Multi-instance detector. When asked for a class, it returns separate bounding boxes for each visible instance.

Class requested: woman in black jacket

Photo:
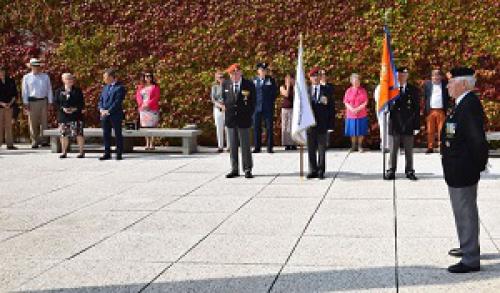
[54,73,85,158]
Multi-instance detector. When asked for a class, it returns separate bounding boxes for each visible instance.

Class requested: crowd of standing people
[0,57,491,274]
[208,62,461,182]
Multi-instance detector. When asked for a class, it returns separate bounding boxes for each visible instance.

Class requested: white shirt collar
[456,90,471,106]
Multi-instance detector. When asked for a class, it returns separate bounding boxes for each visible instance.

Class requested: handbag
[139,110,159,127]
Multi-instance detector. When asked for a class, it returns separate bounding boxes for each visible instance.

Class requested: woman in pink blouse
[344,73,369,152]
[136,71,160,150]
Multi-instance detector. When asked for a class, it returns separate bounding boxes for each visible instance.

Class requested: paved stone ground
[0,146,499,292]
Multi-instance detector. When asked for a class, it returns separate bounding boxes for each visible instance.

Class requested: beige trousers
[28,100,48,145]
[0,107,14,147]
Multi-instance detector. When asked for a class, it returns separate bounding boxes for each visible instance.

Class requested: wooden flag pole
[299,145,304,177]
[382,111,388,179]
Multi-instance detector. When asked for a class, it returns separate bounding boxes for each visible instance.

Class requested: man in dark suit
[222,64,256,178]
[423,69,449,153]
[252,62,277,153]
[98,68,125,160]
[385,67,420,181]
[306,67,335,180]
[442,67,489,273]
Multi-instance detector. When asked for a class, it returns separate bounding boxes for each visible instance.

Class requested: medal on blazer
[445,122,456,139]
[241,90,250,105]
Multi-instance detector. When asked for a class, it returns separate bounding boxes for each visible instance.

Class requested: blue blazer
[253,75,277,116]
[98,82,125,119]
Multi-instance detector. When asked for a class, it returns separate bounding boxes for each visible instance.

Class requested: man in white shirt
[22,58,54,148]
[423,69,449,153]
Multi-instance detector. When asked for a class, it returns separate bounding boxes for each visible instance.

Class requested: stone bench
[42,127,202,155]
[487,131,500,142]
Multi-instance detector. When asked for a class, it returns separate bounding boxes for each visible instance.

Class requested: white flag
[291,36,316,145]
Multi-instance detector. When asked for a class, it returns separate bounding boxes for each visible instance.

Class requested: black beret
[449,67,475,78]
[397,67,409,73]
[256,62,268,70]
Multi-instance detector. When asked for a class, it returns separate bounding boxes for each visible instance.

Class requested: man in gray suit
[221,64,256,179]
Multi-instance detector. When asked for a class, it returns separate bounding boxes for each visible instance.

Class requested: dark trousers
[449,184,480,267]
[307,127,327,175]
[389,134,414,172]
[253,111,273,151]
[227,127,253,173]
[101,115,123,156]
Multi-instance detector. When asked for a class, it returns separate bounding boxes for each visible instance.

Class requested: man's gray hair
[61,72,74,80]
[455,76,476,89]
[350,73,360,82]
[104,68,118,78]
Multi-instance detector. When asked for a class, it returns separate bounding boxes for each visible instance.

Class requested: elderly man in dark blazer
[222,64,256,178]
[252,62,277,153]
[442,67,489,273]
[423,69,450,154]
[385,67,420,181]
[306,67,335,180]
[98,68,125,160]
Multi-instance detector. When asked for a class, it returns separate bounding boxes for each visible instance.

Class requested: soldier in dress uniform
[384,67,420,181]
[306,67,335,180]
[252,62,278,153]
[222,64,256,179]
[442,67,489,273]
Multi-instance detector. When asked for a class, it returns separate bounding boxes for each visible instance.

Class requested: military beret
[449,67,475,78]
[256,62,268,70]
[308,66,321,76]
[397,67,409,73]
[226,63,241,74]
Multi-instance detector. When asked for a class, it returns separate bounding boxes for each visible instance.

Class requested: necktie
[234,84,239,95]
[313,86,318,102]
[400,86,404,95]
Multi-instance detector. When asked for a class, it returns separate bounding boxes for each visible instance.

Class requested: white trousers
[377,111,392,150]
[213,107,227,149]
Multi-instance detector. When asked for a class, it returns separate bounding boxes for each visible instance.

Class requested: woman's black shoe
[77,153,85,159]
[59,154,67,159]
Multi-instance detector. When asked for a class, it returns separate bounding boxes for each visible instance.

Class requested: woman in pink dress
[343,73,369,152]
[135,72,160,150]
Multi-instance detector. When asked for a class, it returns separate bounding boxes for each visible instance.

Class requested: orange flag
[378,26,400,113]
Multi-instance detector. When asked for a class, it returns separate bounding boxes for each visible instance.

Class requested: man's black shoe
[7,146,17,150]
[267,149,274,153]
[252,149,261,153]
[384,170,395,180]
[40,143,50,147]
[245,171,254,179]
[226,172,239,178]
[99,155,111,161]
[306,172,318,179]
[448,248,464,257]
[116,154,123,160]
[318,173,325,180]
[406,171,418,181]
[31,144,39,149]
[447,262,480,273]
[425,148,434,154]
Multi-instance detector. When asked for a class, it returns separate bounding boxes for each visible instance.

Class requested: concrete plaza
[1,146,499,292]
